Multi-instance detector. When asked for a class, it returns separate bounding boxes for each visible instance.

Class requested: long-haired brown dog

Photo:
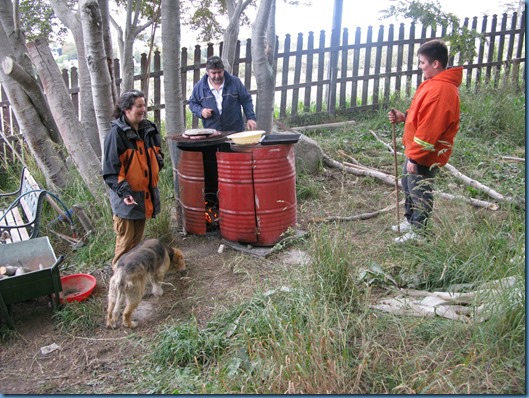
[106,238,185,328]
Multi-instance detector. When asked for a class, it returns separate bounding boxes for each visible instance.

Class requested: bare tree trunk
[0,0,33,74]
[0,69,68,188]
[49,0,100,159]
[222,0,252,73]
[112,0,154,91]
[2,56,62,144]
[0,1,67,188]
[251,0,276,133]
[27,39,106,199]
[98,0,118,104]
[80,0,114,156]
[161,0,184,226]
[162,0,185,138]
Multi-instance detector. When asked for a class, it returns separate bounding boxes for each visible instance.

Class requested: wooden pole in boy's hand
[390,109,401,234]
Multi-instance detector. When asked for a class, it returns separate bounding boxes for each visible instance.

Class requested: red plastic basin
[60,274,96,303]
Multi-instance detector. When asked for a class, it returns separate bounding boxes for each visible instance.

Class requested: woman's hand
[124,195,138,206]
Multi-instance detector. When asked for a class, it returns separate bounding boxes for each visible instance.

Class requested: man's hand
[406,161,418,174]
[201,108,214,119]
[247,119,257,130]
[388,108,406,124]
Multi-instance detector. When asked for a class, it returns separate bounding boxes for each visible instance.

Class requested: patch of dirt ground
[0,167,392,394]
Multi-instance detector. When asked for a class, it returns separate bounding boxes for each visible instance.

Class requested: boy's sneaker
[394,231,424,244]
[391,219,411,233]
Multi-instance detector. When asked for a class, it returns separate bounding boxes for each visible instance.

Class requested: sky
[244,0,516,39]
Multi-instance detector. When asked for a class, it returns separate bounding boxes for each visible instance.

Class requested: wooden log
[0,265,17,276]
[289,120,357,132]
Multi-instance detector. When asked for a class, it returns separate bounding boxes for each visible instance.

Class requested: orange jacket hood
[403,66,463,167]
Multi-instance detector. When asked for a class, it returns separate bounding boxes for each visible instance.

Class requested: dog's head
[169,248,186,272]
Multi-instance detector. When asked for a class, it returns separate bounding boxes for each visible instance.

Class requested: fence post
[315,30,326,113]
[361,26,373,107]
[279,34,291,119]
[292,33,304,116]
[395,23,405,97]
[232,40,241,76]
[339,28,349,109]
[475,16,488,91]
[192,45,202,128]
[244,39,252,90]
[304,32,315,113]
[485,14,498,85]
[383,24,394,105]
[181,47,188,124]
[373,24,385,107]
[207,43,214,59]
[140,53,148,92]
[350,27,361,108]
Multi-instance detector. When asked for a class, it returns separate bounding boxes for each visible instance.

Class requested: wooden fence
[0,11,525,137]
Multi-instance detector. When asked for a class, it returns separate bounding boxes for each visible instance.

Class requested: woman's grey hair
[113,90,145,118]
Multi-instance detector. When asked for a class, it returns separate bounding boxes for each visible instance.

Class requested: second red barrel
[216,144,297,246]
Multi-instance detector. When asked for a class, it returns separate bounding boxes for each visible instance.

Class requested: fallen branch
[436,192,499,211]
[323,153,499,210]
[500,156,525,163]
[323,154,397,186]
[289,120,357,132]
[369,129,524,209]
[443,163,524,208]
[369,129,402,155]
[308,201,403,223]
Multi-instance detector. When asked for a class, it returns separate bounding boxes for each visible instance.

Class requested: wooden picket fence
[0,11,525,154]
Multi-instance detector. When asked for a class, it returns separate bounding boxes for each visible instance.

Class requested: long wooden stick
[390,110,401,233]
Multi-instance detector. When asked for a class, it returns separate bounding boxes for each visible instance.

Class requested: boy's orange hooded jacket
[403,66,463,167]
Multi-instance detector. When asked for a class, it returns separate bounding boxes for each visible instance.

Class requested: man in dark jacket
[188,56,257,132]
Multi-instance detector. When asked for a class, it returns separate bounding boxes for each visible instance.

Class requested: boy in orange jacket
[388,39,463,243]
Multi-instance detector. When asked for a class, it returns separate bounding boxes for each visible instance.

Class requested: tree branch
[308,201,403,224]
[323,153,499,210]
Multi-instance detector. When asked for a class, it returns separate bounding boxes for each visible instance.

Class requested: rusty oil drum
[216,144,297,246]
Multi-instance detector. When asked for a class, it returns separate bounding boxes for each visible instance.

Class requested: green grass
[0,81,524,393]
[53,298,103,334]
[129,81,524,394]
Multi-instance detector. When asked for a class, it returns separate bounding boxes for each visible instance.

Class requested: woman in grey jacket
[102,90,164,268]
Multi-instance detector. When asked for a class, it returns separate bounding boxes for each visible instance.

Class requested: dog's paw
[126,320,138,328]
[106,321,118,329]
[152,285,164,297]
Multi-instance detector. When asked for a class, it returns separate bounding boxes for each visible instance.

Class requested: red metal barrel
[178,150,206,235]
[217,144,297,246]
